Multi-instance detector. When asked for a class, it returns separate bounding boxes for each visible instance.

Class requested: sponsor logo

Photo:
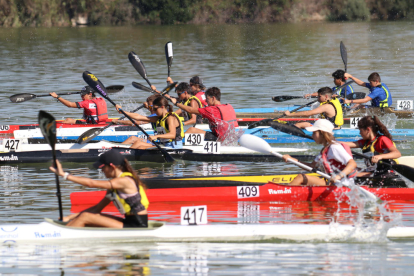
[132,53,141,62]
[87,73,98,81]
[271,176,294,183]
[268,188,292,195]
[119,150,131,155]
[34,231,61,238]
[96,85,107,96]
[0,155,18,161]
[15,98,24,102]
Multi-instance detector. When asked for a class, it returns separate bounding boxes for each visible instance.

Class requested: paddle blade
[132,82,153,93]
[38,110,57,149]
[247,119,273,129]
[10,93,37,103]
[106,85,125,93]
[128,51,148,80]
[272,96,302,102]
[82,71,109,99]
[239,134,272,154]
[165,41,173,76]
[76,127,103,144]
[346,92,365,100]
[270,121,313,140]
[340,41,348,72]
[392,164,414,183]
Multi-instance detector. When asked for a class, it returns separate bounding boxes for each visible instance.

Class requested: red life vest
[214,104,239,140]
[194,91,207,107]
[320,142,357,178]
[82,98,108,123]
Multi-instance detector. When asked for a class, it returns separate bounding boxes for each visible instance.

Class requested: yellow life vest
[109,172,149,215]
[320,98,344,127]
[183,96,203,124]
[361,135,399,168]
[379,85,390,108]
[155,112,184,143]
[335,85,354,106]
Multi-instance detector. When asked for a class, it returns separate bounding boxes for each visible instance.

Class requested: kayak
[235,106,414,119]
[70,173,412,205]
[1,218,414,243]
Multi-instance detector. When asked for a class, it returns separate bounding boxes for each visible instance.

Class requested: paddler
[167,87,239,142]
[282,119,357,186]
[116,97,184,149]
[284,87,344,129]
[49,149,149,228]
[343,116,401,177]
[173,82,204,126]
[342,72,392,108]
[167,75,208,107]
[49,86,108,125]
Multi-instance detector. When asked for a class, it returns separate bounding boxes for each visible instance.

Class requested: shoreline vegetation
[1,0,414,27]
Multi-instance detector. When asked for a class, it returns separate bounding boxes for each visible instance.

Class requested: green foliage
[328,0,370,21]
[134,0,198,24]
[368,0,414,20]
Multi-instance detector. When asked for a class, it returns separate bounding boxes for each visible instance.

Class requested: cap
[93,149,126,169]
[80,86,94,95]
[189,76,203,86]
[305,119,334,134]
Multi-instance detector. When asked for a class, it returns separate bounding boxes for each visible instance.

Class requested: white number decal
[237,186,260,198]
[0,125,10,131]
[397,100,413,110]
[202,141,221,154]
[3,139,20,151]
[185,133,204,146]
[349,117,362,129]
[181,205,207,225]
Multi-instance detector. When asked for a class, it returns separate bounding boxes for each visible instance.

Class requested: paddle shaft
[52,148,64,221]
[95,104,147,133]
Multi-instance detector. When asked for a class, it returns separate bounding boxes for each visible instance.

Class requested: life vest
[155,112,184,143]
[335,85,354,107]
[194,91,207,107]
[83,98,108,123]
[183,96,203,124]
[212,104,239,140]
[320,142,358,178]
[320,98,344,127]
[106,172,149,216]
[361,135,399,172]
[379,85,390,108]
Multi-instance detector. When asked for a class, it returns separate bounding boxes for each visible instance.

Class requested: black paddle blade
[272,96,303,102]
[82,71,109,99]
[38,110,57,149]
[340,41,348,72]
[247,119,274,129]
[270,121,313,140]
[165,41,173,76]
[10,93,37,103]
[132,82,153,92]
[76,127,103,144]
[346,92,365,100]
[392,164,414,183]
[128,51,148,80]
[106,85,125,93]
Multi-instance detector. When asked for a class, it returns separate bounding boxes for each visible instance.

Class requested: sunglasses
[153,106,162,111]
[177,91,186,96]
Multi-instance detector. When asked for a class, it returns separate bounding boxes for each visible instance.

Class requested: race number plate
[181,205,207,225]
[185,133,204,146]
[2,139,20,152]
[202,141,221,154]
[349,117,362,129]
[0,125,10,131]
[237,186,260,199]
[396,100,413,110]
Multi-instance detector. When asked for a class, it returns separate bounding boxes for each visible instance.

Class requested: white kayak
[0,140,307,154]
[1,218,413,243]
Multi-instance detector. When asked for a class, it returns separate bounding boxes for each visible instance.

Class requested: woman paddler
[49,149,149,228]
[116,97,184,149]
[343,116,401,177]
[282,119,357,186]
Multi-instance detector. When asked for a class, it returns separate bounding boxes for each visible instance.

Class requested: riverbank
[1,0,414,27]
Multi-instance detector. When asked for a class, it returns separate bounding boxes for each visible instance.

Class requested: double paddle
[272,91,365,103]
[239,134,380,202]
[38,110,64,221]
[268,121,414,182]
[165,41,173,82]
[10,85,124,103]
[82,71,175,163]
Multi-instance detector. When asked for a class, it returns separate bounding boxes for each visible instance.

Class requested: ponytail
[119,159,147,190]
[357,115,393,141]
[320,130,336,146]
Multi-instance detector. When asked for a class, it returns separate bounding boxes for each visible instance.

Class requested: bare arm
[284,104,330,117]
[344,73,366,87]
[183,99,200,126]
[342,141,360,148]
[343,96,372,105]
[372,146,401,164]
[168,97,201,115]
[50,92,77,108]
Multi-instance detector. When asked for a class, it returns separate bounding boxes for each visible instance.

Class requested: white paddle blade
[167,42,173,57]
[239,134,272,154]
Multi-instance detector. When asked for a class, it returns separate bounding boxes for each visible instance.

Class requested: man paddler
[50,86,108,124]
[167,87,238,142]
[284,87,344,129]
[173,82,204,126]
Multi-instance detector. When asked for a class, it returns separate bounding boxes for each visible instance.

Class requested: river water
[1,22,414,275]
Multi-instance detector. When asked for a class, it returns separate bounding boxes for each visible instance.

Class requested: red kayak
[70,173,413,206]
